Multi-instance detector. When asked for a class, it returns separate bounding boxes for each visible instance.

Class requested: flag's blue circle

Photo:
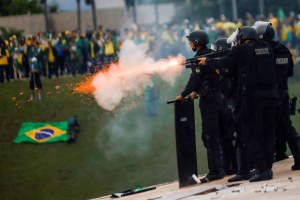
[35,129,54,140]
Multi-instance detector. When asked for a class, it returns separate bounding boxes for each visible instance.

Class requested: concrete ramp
[94,157,300,200]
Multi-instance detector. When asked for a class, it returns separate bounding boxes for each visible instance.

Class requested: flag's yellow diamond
[25,124,66,143]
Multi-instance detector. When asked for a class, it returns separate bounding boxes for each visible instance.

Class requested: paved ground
[95,157,300,200]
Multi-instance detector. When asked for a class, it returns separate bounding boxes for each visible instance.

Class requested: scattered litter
[261,183,267,189]
[288,177,293,182]
[110,186,156,198]
[232,186,245,193]
[263,185,278,193]
[192,174,200,183]
[215,185,228,190]
[195,183,241,195]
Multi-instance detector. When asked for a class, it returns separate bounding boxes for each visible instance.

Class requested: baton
[167,96,198,104]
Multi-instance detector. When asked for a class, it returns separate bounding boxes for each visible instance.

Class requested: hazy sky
[48,0,90,11]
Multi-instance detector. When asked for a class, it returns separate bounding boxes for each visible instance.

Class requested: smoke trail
[91,40,184,111]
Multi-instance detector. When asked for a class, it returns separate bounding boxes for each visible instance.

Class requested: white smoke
[92,40,183,111]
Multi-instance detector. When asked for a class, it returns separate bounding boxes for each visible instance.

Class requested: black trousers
[220,99,238,175]
[0,65,10,82]
[200,93,224,175]
[242,97,277,171]
[275,90,300,162]
[48,61,58,78]
[56,56,65,75]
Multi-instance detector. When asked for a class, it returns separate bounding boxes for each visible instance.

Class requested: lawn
[0,72,207,200]
[1,68,300,200]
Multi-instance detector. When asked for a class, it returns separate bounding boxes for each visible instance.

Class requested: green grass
[1,68,300,200]
[0,74,207,200]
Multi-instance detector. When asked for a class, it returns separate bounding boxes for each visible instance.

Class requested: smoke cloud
[92,40,184,111]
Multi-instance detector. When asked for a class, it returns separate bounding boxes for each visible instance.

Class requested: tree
[0,0,11,16]
[40,0,49,33]
[173,0,219,23]
[76,0,81,33]
[85,0,97,31]
[0,27,24,39]
[0,0,42,16]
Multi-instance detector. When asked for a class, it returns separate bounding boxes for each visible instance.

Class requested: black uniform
[206,40,278,179]
[271,41,300,166]
[218,61,239,176]
[181,47,225,179]
[211,38,238,175]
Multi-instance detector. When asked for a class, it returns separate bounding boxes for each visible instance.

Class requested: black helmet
[237,26,258,41]
[211,38,231,51]
[252,21,275,41]
[187,30,209,45]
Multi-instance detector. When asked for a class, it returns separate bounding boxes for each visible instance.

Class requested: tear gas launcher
[182,49,230,69]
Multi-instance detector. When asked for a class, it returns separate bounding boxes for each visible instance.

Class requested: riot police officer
[198,26,278,182]
[253,21,300,170]
[211,38,238,176]
[176,30,225,183]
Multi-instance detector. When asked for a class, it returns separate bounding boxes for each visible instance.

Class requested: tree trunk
[258,0,265,16]
[91,0,97,31]
[231,0,238,20]
[219,0,225,17]
[77,0,81,33]
[41,0,49,32]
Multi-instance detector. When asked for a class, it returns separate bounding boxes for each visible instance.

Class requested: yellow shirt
[90,42,95,58]
[104,41,114,56]
[48,48,55,63]
[296,21,300,38]
[0,50,9,65]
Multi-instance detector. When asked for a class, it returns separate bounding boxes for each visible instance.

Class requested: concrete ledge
[94,157,300,200]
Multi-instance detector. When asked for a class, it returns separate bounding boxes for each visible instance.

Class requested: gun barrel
[167,96,199,104]
[185,63,197,69]
[182,49,230,66]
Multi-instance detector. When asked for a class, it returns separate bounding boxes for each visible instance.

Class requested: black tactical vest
[245,41,276,89]
[270,41,292,90]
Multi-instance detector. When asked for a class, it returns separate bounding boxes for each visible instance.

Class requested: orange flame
[74,74,96,95]
[74,56,184,96]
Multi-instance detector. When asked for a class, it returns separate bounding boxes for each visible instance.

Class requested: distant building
[95,0,175,25]
[0,0,176,35]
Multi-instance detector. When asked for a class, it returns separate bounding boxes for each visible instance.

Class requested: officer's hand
[189,92,198,100]
[176,95,184,101]
[198,57,206,65]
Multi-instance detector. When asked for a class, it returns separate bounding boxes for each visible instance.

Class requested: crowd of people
[0,7,300,184]
[0,11,300,85]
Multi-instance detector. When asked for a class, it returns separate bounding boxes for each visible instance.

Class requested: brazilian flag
[14,122,68,144]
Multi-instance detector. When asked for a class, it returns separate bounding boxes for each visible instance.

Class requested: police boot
[228,173,250,182]
[292,162,300,170]
[201,149,225,183]
[200,172,225,183]
[249,169,273,182]
[274,153,289,162]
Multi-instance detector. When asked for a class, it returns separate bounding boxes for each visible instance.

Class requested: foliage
[49,3,58,13]
[0,0,42,16]
[0,27,24,39]
[173,0,219,23]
